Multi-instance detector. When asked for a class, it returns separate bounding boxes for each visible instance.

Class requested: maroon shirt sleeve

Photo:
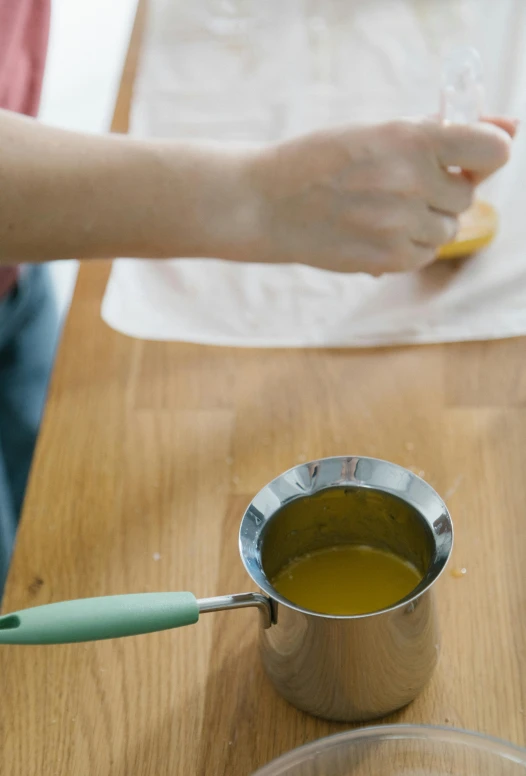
[0,0,51,295]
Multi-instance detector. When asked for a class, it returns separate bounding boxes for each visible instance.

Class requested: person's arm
[0,109,258,264]
[0,108,515,274]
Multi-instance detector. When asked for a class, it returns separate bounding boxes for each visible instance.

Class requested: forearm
[0,110,259,264]
[0,110,514,274]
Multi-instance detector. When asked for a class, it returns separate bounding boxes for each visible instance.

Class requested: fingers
[427,168,474,215]
[380,242,437,274]
[365,210,457,274]
[373,203,458,274]
[407,242,438,270]
[412,208,458,248]
[481,116,520,139]
[430,121,512,180]
[429,114,519,139]
[340,241,436,276]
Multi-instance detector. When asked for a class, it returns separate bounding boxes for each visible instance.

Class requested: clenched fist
[247,117,515,275]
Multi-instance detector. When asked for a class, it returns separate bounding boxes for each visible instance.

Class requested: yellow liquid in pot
[271,545,423,616]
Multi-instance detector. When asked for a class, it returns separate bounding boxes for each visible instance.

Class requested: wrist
[148,141,264,263]
[196,144,265,263]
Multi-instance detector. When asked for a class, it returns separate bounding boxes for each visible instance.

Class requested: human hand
[248,117,515,275]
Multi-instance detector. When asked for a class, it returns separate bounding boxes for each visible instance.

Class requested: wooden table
[1,8,526,776]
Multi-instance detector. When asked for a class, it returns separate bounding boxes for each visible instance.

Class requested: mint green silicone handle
[0,592,199,644]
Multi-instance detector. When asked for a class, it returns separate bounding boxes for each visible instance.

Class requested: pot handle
[0,592,200,644]
[0,591,273,645]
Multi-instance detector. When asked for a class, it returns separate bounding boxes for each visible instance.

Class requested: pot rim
[238,456,453,621]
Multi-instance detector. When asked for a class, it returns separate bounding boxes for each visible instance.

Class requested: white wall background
[39,0,139,318]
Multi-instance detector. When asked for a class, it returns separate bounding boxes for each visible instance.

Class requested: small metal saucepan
[0,457,452,722]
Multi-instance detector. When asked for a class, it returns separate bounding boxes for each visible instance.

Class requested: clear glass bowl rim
[253,724,526,775]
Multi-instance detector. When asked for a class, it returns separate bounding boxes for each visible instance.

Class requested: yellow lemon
[437,200,498,260]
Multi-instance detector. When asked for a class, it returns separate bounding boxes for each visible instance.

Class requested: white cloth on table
[102,0,526,347]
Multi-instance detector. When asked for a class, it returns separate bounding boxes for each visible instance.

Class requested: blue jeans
[0,265,59,595]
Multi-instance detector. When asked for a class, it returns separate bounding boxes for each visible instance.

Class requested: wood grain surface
[1,3,525,774]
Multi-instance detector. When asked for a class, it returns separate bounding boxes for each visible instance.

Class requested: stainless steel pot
[240,456,452,721]
[0,457,452,722]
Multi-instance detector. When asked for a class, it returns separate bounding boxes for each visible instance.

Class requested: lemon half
[437,200,497,260]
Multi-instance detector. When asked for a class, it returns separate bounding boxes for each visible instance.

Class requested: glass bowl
[253,724,526,775]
